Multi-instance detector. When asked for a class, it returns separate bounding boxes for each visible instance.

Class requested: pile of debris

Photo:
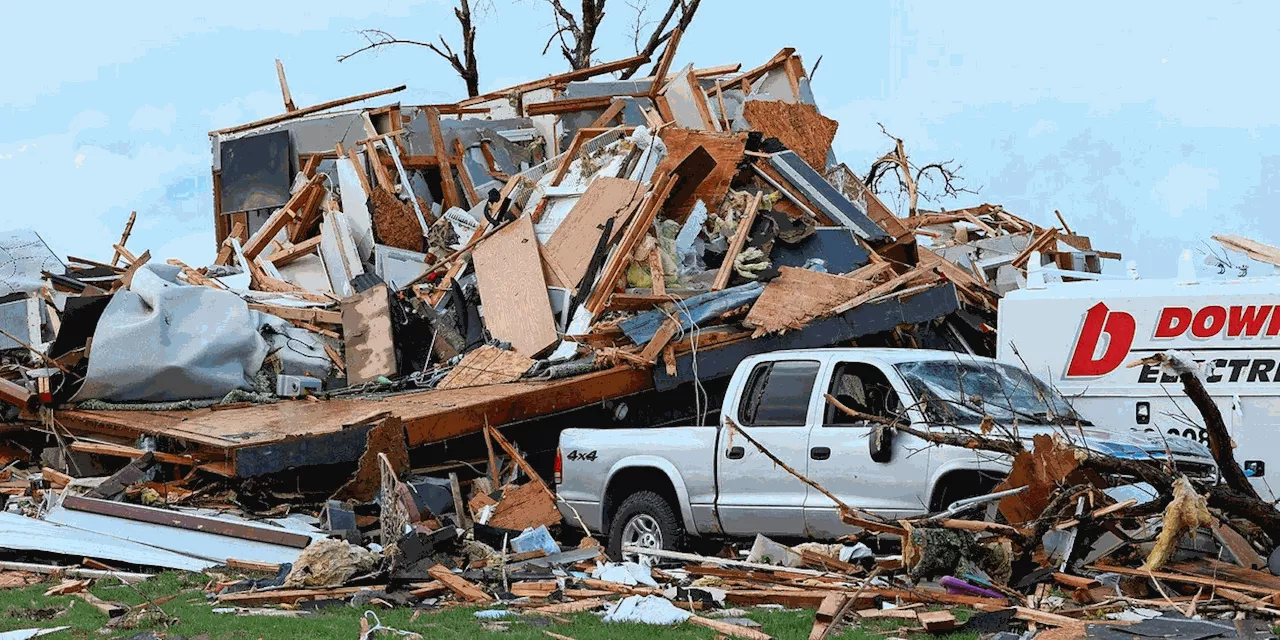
[0,40,1120,484]
[19,34,1262,640]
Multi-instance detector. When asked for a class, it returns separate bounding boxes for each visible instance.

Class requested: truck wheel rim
[622,514,663,559]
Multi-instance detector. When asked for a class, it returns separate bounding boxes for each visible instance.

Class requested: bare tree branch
[864,123,978,216]
[338,0,482,97]
[619,0,700,79]
[537,0,606,70]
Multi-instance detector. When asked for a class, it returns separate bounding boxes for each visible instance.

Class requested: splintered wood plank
[652,130,747,220]
[688,615,773,640]
[341,283,398,384]
[487,479,562,530]
[744,265,887,335]
[437,345,534,390]
[917,610,958,632]
[713,192,763,290]
[427,564,494,602]
[472,216,559,357]
[742,101,838,170]
[543,177,642,288]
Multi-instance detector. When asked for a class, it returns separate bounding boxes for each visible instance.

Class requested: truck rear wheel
[607,491,683,561]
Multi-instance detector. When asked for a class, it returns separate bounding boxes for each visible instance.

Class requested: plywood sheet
[742,100,838,171]
[472,216,560,357]
[488,481,561,530]
[543,178,642,288]
[437,346,534,390]
[744,266,877,335]
[341,283,397,384]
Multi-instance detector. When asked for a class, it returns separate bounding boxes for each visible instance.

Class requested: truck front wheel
[607,491,684,561]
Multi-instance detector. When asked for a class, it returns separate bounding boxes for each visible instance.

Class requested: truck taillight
[554,448,562,484]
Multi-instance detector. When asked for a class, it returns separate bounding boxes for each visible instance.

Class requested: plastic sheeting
[619,282,763,346]
[74,264,330,403]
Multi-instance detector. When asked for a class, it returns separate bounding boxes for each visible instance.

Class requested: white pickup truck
[555,348,1217,557]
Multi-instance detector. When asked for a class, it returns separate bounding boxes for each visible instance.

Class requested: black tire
[606,490,684,561]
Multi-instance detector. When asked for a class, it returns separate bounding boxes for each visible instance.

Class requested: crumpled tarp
[74,264,330,403]
[619,281,763,346]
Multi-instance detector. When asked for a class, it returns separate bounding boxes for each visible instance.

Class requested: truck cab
[556,347,1213,557]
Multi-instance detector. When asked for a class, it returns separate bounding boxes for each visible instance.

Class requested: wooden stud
[242,173,327,260]
[712,192,763,290]
[210,85,405,136]
[275,59,296,112]
[648,27,685,100]
[426,107,459,210]
[344,147,374,197]
[110,211,137,266]
[589,98,628,128]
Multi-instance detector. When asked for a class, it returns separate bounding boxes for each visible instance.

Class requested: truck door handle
[810,447,831,460]
[726,446,744,459]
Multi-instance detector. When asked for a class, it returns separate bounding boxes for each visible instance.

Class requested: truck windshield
[895,360,1085,427]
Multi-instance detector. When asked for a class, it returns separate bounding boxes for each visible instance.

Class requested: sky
[3,0,1278,277]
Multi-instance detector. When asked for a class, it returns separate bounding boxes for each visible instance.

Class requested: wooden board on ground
[742,101,839,171]
[472,216,559,357]
[437,346,534,390]
[543,178,642,287]
[488,480,562,530]
[427,564,494,602]
[653,130,748,220]
[341,283,398,384]
[744,266,880,335]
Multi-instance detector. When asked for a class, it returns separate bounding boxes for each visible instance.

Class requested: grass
[0,572,981,640]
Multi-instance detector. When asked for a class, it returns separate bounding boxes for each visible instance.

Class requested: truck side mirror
[869,424,894,463]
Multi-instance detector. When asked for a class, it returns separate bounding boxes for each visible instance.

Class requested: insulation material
[370,187,426,252]
[73,265,269,402]
[284,538,379,588]
[1142,476,1213,571]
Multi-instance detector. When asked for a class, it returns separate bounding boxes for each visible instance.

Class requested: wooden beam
[589,98,628,128]
[242,173,327,260]
[458,54,651,107]
[264,236,322,268]
[426,107,459,209]
[210,85,406,136]
[247,303,341,326]
[722,48,796,91]
[584,172,677,315]
[110,212,136,267]
[275,59,296,112]
[648,27,685,100]
[68,441,202,467]
[712,192,763,290]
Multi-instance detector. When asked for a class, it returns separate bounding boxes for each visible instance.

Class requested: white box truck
[998,251,1280,500]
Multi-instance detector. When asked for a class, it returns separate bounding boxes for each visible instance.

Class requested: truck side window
[825,363,903,426]
[737,360,821,427]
